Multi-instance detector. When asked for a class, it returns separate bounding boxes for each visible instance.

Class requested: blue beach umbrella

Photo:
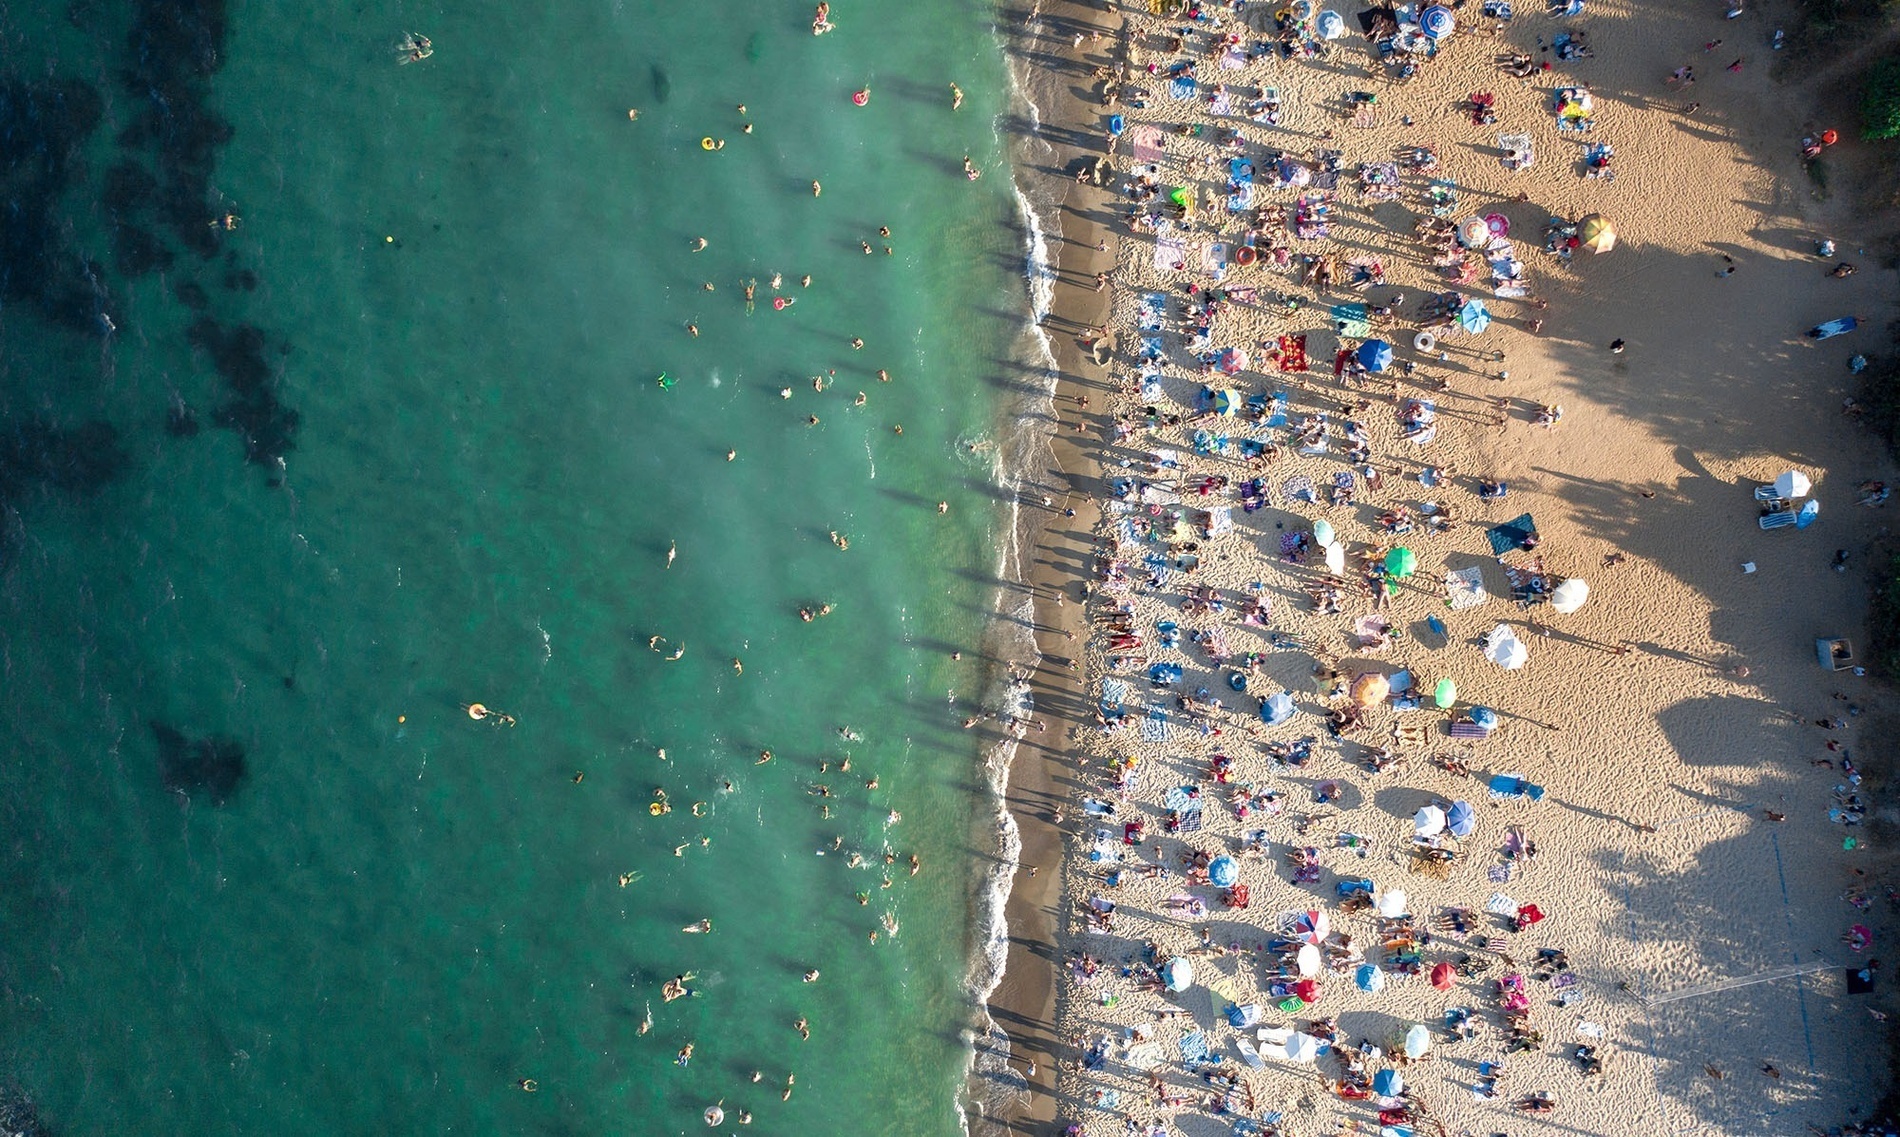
[1468,706,1499,730]
[1373,1068,1405,1096]
[1209,855,1239,887]
[1261,691,1295,725]
[1457,299,1491,334]
[1357,339,1395,372]
[1419,4,1455,38]
[1355,964,1386,993]
[1446,800,1477,838]
[1164,957,1194,991]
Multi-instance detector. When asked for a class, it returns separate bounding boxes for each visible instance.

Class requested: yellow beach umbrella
[1578,214,1615,254]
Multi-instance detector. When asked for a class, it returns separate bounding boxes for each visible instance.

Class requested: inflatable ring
[1413,332,1437,352]
[701,137,717,150]
[772,297,789,311]
[851,88,869,106]
[1234,245,1257,266]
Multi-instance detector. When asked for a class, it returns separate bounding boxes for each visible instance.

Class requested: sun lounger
[1760,509,1798,530]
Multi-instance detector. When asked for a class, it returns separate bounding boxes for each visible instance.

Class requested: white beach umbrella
[1285,1031,1321,1064]
[1483,624,1528,670]
[1164,957,1194,991]
[1296,943,1322,977]
[1375,889,1409,918]
[1313,519,1336,546]
[1775,470,1811,499]
[1550,578,1589,614]
[1404,1023,1433,1058]
[1413,807,1446,838]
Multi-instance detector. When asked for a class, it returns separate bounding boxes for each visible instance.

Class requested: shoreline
[971,0,1125,1133]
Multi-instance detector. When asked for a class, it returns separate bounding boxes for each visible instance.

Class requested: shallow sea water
[0,1,1028,1132]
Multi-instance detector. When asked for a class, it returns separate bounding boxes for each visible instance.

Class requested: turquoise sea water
[0,1,1030,1133]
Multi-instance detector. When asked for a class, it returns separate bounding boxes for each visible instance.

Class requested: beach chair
[1759,509,1798,530]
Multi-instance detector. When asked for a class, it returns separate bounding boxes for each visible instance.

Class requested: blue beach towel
[1486,513,1538,555]
[1180,1030,1213,1068]
[1170,76,1199,100]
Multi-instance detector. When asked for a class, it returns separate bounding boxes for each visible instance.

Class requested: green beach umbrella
[1433,677,1457,708]
[1385,547,1417,580]
[1312,519,1336,546]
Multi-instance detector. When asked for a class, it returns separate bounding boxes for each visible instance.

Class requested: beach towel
[1358,161,1402,201]
[1236,1038,1266,1069]
[1282,475,1315,503]
[1222,44,1249,69]
[1102,677,1132,709]
[1142,706,1171,742]
[1170,75,1198,100]
[1487,773,1546,802]
[1210,91,1234,117]
[1227,179,1253,212]
[1264,392,1289,428]
[1137,291,1167,331]
[1486,513,1538,555]
[1131,124,1164,164]
[1125,1041,1164,1070]
[1138,333,1164,362]
[1154,238,1187,273]
[1485,892,1516,917]
[1203,242,1230,276]
[1176,803,1205,832]
[1332,302,1370,339]
[1180,1030,1214,1068]
[1488,863,1513,882]
[1444,565,1488,610]
[1277,334,1308,371]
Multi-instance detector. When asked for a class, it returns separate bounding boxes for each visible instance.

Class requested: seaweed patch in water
[186,317,299,468]
[0,417,129,499]
[0,78,112,333]
[150,721,246,804]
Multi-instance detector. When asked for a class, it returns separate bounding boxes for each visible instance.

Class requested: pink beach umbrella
[1484,211,1510,238]
[1292,909,1331,944]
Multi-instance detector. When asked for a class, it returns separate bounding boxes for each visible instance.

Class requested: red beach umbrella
[1430,962,1455,991]
[1294,979,1320,1003]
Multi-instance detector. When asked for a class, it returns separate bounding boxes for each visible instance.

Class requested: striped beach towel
[1142,706,1170,742]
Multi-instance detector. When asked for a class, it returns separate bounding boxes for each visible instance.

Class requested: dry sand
[982,0,1900,1133]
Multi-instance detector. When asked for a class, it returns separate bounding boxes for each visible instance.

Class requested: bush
[1864,56,1900,139]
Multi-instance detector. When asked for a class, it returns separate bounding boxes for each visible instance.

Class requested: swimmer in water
[800,274,812,287]
[677,1043,694,1067]
[838,725,861,741]
[726,449,737,461]
[732,657,744,675]
[878,225,890,238]
[811,180,822,196]
[909,854,920,875]
[619,871,640,887]
[803,969,820,982]
[743,278,757,315]
[861,240,874,255]
[686,323,698,337]
[877,369,890,382]
[757,750,773,764]
[666,541,676,568]
[691,237,707,251]
[951,82,963,109]
[665,643,686,661]
[854,392,866,406]
[963,156,981,180]
[794,1016,810,1040]
[829,530,849,550]
[770,271,782,290]
[783,1074,795,1101]
[683,918,712,933]
[638,1002,653,1034]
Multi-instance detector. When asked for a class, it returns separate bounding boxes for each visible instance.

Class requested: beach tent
[1373,1068,1405,1097]
[1376,889,1408,918]
[1578,213,1615,253]
[1261,691,1296,725]
[1208,855,1239,887]
[1414,805,1446,837]
[1433,677,1457,708]
[1468,705,1499,730]
[1297,943,1322,977]
[1430,961,1456,990]
[1385,547,1417,579]
[1404,1024,1433,1058]
[1324,542,1346,575]
[1483,624,1528,670]
[1313,519,1336,545]
[1292,909,1330,944]
[1352,672,1390,707]
[1164,957,1194,991]
[1775,470,1812,499]
[1457,298,1492,334]
[1446,800,1476,838]
[1357,340,1395,372]
[1797,499,1821,529]
[1356,964,1386,993]
[1550,578,1589,614]
[1419,4,1454,37]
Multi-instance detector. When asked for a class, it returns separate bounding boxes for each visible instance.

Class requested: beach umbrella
[1550,578,1589,614]
[1433,677,1457,708]
[1414,805,1446,837]
[1419,3,1455,37]
[1469,705,1499,730]
[1317,9,1347,37]
[1218,346,1249,375]
[1385,546,1417,579]
[1164,957,1194,991]
[1208,855,1239,888]
[1285,1031,1321,1064]
[1168,186,1192,208]
[1483,212,1510,238]
[1797,499,1821,529]
[1357,339,1395,372]
[1373,1068,1405,1097]
[1376,889,1409,918]
[1578,213,1616,253]
[1458,298,1492,333]
[1447,800,1476,838]
[1355,964,1386,993]
[1457,216,1491,247]
[1293,978,1321,1003]
[1324,541,1346,576]
[1292,909,1330,944]
[1297,943,1322,977]
[1404,1024,1433,1058]
[1483,624,1528,670]
[1430,961,1456,991]
[1212,387,1241,414]
[1775,470,1812,499]
[1351,672,1390,707]
[1262,691,1295,725]
[1312,519,1336,546]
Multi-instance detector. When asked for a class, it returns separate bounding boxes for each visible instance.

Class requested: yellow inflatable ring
[701,137,717,150]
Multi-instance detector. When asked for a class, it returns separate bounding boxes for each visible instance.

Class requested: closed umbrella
[1324,541,1346,575]
[1262,691,1295,725]
[1357,339,1395,372]
[1297,943,1322,977]
[1164,957,1194,991]
[1550,578,1589,614]
[1578,213,1615,253]
[1774,470,1811,499]
[1419,4,1454,37]
[1373,1068,1405,1097]
[1446,801,1476,838]
[1355,964,1386,993]
[1404,1024,1432,1058]
[1433,677,1457,708]
[1414,805,1446,837]
[1469,705,1499,730]
[1376,889,1408,917]
[1458,298,1492,333]
[1430,961,1456,991]
[1312,518,1336,545]
[1208,855,1239,887]
[1351,672,1390,707]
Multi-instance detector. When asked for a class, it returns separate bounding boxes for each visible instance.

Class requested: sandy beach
[983,0,1900,1133]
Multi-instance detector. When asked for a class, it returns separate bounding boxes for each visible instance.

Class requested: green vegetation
[1865,56,1900,140]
